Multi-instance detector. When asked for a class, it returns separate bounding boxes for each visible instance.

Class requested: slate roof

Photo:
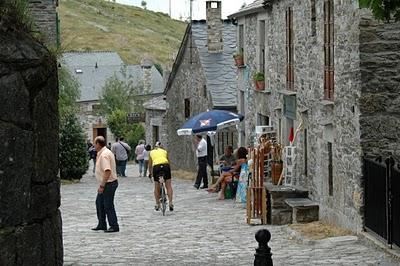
[228,0,265,18]
[191,20,237,107]
[143,95,166,111]
[61,51,163,102]
[63,51,124,67]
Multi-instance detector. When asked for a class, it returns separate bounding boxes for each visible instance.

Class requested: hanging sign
[127,112,145,123]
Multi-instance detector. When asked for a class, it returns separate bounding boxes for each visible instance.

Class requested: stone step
[285,198,319,223]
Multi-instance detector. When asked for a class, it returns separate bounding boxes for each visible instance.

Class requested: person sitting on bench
[207,147,248,200]
[217,145,236,173]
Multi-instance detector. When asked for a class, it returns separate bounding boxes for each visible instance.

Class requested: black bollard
[254,229,273,266]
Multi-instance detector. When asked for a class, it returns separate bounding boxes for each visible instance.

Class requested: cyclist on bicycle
[148,141,174,211]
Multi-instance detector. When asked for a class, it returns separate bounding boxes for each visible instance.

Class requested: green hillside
[59,0,187,65]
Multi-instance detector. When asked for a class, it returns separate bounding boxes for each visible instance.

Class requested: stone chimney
[28,0,58,46]
[206,1,223,53]
[141,58,152,93]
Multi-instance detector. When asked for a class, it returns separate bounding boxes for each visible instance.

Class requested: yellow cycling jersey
[150,148,169,166]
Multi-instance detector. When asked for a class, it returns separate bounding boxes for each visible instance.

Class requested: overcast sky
[115,0,254,20]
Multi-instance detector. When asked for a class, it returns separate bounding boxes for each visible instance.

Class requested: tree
[59,112,89,180]
[141,0,147,10]
[106,109,145,157]
[359,0,400,22]
[59,67,80,118]
[99,74,131,115]
[99,68,145,153]
[99,66,144,115]
[106,109,129,139]
[58,67,88,180]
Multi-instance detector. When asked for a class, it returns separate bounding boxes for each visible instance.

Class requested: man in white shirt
[192,135,208,189]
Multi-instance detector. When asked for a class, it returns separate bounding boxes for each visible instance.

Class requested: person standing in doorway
[135,140,145,177]
[91,136,119,233]
[111,137,131,177]
[193,134,208,189]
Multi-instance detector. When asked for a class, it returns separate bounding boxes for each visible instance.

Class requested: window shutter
[324,0,334,100]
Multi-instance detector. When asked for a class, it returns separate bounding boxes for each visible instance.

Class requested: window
[184,98,190,119]
[324,0,334,100]
[258,20,266,74]
[310,0,316,37]
[238,24,244,52]
[286,7,294,91]
[203,85,207,97]
[239,90,245,114]
[328,142,333,196]
[257,113,269,126]
[91,104,101,113]
[304,128,308,176]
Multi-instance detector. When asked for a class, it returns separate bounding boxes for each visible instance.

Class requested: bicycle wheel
[160,184,167,216]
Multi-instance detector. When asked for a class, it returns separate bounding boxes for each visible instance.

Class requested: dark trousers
[96,180,119,229]
[195,156,208,187]
[116,159,127,177]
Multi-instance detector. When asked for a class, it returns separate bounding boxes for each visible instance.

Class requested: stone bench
[285,198,319,223]
[265,183,309,225]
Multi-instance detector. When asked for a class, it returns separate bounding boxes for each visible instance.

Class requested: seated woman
[207,147,248,200]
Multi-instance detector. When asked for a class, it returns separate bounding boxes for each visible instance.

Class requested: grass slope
[59,0,187,65]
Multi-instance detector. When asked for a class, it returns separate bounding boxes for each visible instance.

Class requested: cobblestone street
[61,164,399,266]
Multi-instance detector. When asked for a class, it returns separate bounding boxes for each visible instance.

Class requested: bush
[59,113,89,180]
[0,0,33,32]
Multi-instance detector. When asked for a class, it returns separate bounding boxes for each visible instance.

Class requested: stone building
[229,0,400,232]
[164,1,238,171]
[28,0,59,46]
[61,51,163,143]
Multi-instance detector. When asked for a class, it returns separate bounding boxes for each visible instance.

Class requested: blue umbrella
[177,109,244,136]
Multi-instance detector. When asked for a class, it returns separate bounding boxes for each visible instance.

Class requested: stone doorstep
[359,231,400,262]
[283,225,358,246]
[285,198,319,208]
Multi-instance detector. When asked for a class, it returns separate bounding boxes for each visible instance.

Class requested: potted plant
[233,48,244,67]
[253,72,265,91]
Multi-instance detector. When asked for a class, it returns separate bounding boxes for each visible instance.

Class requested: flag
[288,127,294,143]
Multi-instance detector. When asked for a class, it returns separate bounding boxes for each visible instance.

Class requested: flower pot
[255,80,265,91]
[271,162,283,185]
[234,56,244,67]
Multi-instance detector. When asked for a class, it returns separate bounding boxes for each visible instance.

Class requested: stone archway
[0,22,63,264]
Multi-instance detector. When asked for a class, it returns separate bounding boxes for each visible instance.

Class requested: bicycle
[159,174,167,216]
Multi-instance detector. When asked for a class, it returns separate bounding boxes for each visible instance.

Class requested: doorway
[93,127,107,143]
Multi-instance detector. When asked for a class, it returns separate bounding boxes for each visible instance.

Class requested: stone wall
[359,12,400,161]
[29,0,58,46]
[237,15,257,147]
[0,27,62,264]
[145,109,168,148]
[165,32,212,171]
[237,0,364,231]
